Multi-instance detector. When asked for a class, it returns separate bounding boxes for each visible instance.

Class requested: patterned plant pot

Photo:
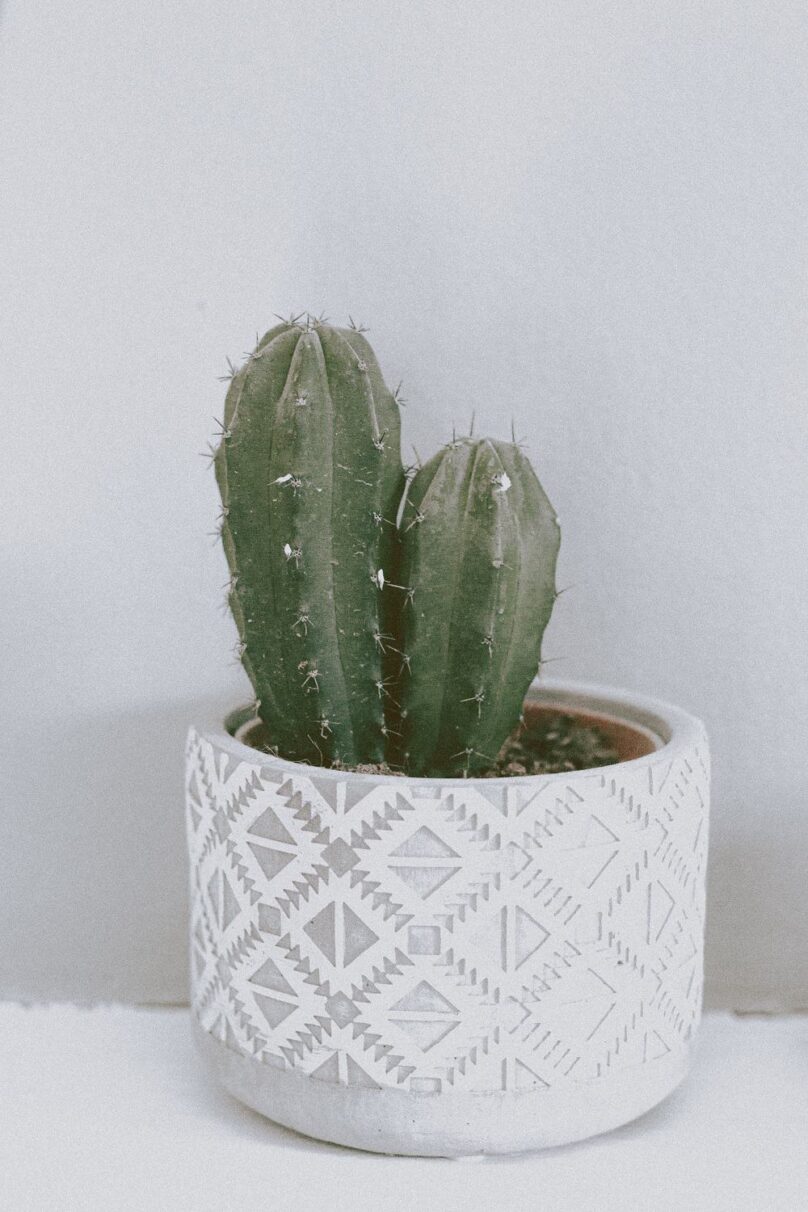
[185,678,709,1156]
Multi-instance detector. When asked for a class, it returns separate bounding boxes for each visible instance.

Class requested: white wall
[1,0,806,1007]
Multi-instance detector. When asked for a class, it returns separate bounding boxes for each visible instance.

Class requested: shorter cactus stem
[394,436,560,776]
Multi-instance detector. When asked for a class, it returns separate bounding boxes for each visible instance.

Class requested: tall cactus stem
[215,320,404,766]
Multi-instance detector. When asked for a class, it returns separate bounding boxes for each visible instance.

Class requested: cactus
[391,437,560,777]
[213,314,561,779]
[214,317,405,766]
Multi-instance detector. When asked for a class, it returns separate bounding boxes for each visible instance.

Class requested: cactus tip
[305,311,329,329]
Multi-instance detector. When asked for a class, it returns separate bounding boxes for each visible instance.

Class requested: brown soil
[242,702,653,778]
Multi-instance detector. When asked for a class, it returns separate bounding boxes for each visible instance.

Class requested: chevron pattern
[186,724,709,1095]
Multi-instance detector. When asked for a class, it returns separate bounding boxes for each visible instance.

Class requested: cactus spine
[215,319,405,766]
[392,438,560,776]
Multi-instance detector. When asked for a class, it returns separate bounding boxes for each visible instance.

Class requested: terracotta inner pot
[523,701,658,763]
[238,701,659,769]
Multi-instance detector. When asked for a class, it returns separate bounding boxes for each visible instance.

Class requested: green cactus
[214,317,405,766]
[391,437,560,777]
[213,314,561,778]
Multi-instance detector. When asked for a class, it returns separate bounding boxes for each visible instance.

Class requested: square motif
[407,925,441,955]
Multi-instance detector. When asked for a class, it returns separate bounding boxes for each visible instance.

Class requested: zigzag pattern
[274,932,331,999]
[186,722,709,1095]
[346,868,412,931]
[348,794,414,848]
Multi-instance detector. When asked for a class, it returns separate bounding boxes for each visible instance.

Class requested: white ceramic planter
[185,678,709,1156]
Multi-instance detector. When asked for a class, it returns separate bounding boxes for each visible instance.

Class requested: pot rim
[193,678,705,788]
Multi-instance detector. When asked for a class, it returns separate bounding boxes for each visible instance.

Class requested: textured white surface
[186,682,708,1152]
[1,1007,805,1212]
[1,0,807,1008]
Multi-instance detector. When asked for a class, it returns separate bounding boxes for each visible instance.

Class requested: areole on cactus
[213,314,560,777]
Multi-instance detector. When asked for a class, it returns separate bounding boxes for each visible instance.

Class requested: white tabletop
[2,1007,805,1212]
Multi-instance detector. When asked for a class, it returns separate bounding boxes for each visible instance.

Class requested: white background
[1,0,806,1007]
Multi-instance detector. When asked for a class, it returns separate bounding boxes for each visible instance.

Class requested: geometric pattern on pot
[186,722,709,1095]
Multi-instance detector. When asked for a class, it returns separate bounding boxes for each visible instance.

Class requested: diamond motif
[321,838,360,877]
[304,901,379,967]
[187,724,709,1095]
[325,992,360,1027]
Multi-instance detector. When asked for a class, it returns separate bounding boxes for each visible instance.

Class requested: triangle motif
[647,1030,671,1061]
[248,842,295,883]
[391,980,458,1014]
[249,955,295,997]
[583,814,620,846]
[344,782,374,813]
[343,905,378,966]
[648,880,676,943]
[248,805,294,845]
[391,826,459,859]
[254,993,296,1030]
[514,1059,549,1091]
[514,907,550,969]
[221,874,240,931]
[553,846,620,891]
[310,1052,340,1083]
[309,777,340,811]
[207,869,221,923]
[389,865,458,900]
[345,1056,380,1088]
[390,1019,458,1052]
[304,902,337,965]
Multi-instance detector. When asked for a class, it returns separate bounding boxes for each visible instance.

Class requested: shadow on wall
[0,695,235,1003]
[703,825,808,1015]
